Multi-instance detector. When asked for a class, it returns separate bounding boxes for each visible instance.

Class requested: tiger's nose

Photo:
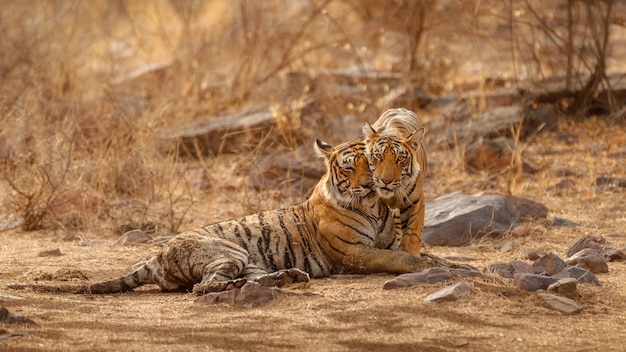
[381,177,393,185]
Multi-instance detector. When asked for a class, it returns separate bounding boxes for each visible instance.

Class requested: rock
[464,137,515,173]
[566,235,606,257]
[520,104,559,139]
[513,273,559,291]
[246,148,324,199]
[505,195,549,219]
[548,178,576,194]
[115,230,153,246]
[0,292,25,300]
[38,248,63,257]
[158,103,315,157]
[375,85,433,111]
[522,249,546,261]
[424,282,471,302]
[565,248,609,274]
[538,293,582,314]
[438,106,521,145]
[547,278,579,300]
[551,216,579,227]
[510,224,533,237]
[0,307,37,325]
[194,282,315,308]
[603,247,626,261]
[423,192,520,246]
[485,260,534,279]
[474,191,548,219]
[595,176,626,189]
[553,267,601,286]
[532,253,567,276]
[500,240,514,253]
[383,267,486,290]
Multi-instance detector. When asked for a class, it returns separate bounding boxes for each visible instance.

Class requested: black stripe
[233,224,249,252]
[174,258,194,285]
[277,211,294,269]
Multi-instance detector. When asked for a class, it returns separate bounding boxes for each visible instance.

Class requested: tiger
[362,108,427,257]
[10,138,458,296]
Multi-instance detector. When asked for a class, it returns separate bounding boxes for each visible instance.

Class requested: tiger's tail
[83,260,156,294]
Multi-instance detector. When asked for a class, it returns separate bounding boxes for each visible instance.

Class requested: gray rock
[486,260,534,278]
[565,248,609,274]
[538,293,582,314]
[553,267,602,286]
[383,267,486,290]
[566,235,606,257]
[424,282,471,302]
[423,192,520,246]
[551,216,579,227]
[522,249,546,261]
[194,282,316,308]
[0,307,37,325]
[547,278,579,300]
[532,253,567,276]
[513,273,559,291]
[595,176,626,189]
[603,247,626,261]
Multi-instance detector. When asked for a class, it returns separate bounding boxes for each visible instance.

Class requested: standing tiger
[29,138,454,296]
[362,108,427,257]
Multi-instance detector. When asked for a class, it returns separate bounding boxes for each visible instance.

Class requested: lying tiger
[362,108,427,257]
[11,138,463,296]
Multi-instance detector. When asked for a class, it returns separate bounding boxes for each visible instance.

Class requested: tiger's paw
[253,269,310,288]
[192,278,247,295]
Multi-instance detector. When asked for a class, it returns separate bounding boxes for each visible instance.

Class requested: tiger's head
[314,138,374,206]
[361,123,425,200]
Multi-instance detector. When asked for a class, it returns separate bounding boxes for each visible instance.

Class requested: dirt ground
[2,119,625,352]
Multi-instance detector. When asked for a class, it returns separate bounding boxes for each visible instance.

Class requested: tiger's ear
[314,138,333,160]
[405,127,425,150]
[361,123,378,143]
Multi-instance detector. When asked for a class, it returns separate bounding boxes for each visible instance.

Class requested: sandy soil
[1,119,625,352]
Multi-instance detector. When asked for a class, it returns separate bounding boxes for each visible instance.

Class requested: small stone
[565,248,609,274]
[383,267,487,290]
[513,273,559,291]
[0,307,37,325]
[551,217,579,227]
[511,224,532,237]
[38,248,62,257]
[424,282,471,302]
[547,278,579,300]
[115,230,153,245]
[532,252,567,276]
[509,260,535,275]
[538,293,582,314]
[566,235,606,257]
[553,267,602,286]
[464,137,514,173]
[500,240,514,253]
[603,247,626,261]
[485,263,514,278]
[522,249,546,261]
[595,176,626,189]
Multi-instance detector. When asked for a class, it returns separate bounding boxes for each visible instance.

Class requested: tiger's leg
[160,235,250,295]
[399,194,425,257]
[191,257,249,295]
[243,264,310,288]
